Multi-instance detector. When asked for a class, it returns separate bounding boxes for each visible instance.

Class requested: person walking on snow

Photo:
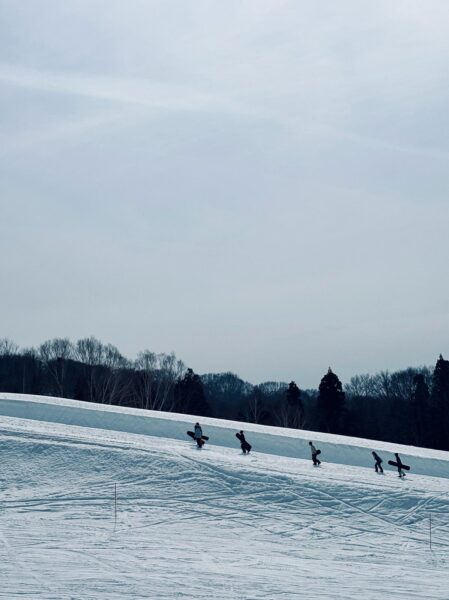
[194,422,204,448]
[309,441,321,466]
[372,451,384,473]
[236,430,252,454]
[394,453,406,478]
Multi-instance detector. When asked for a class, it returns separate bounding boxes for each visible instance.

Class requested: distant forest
[1,336,448,452]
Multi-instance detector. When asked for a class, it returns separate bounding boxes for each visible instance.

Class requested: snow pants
[241,442,252,454]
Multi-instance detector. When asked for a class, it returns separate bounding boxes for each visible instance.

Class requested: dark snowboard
[388,460,410,470]
[236,433,252,453]
[187,431,209,441]
[315,449,321,456]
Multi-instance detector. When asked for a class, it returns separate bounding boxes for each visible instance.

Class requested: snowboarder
[309,441,321,465]
[193,422,204,448]
[236,430,252,454]
[387,454,410,476]
[372,451,384,474]
[394,453,406,478]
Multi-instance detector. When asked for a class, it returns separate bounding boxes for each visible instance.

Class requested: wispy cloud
[0,110,128,157]
[303,121,449,162]
[0,62,254,156]
[2,2,449,384]
[0,62,236,114]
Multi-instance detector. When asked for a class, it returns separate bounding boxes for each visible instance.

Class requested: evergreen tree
[285,381,304,428]
[175,368,210,417]
[318,368,346,433]
[431,355,449,450]
[286,381,301,406]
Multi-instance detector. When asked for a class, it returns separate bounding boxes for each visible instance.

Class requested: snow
[1,393,449,599]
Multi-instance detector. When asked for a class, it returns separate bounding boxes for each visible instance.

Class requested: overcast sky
[1,1,449,387]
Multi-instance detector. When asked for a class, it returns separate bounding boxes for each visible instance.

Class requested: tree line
[0,337,448,451]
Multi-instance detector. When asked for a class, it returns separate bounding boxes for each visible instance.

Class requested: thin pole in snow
[429,513,432,551]
[114,483,117,529]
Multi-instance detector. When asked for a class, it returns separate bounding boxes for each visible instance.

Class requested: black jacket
[373,452,382,463]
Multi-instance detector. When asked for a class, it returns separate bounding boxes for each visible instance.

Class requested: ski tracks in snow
[2,420,449,599]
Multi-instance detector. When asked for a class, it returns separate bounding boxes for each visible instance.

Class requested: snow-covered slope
[2,393,449,477]
[1,393,449,599]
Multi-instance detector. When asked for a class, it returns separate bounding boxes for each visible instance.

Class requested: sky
[1,0,449,388]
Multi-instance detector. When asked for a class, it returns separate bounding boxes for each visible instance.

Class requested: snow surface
[1,393,449,599]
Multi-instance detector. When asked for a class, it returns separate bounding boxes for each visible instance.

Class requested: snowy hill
[1,393,449,599]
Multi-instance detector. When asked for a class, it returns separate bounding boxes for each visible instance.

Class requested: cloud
[1,1,449,384]
[0,109,128,157]
[0,62,239,114]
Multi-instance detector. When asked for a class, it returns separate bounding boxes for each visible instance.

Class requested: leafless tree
[0,338,18,356]
[39,338,75,396]
[245,386,266,424]
[75,337,105,366]
[74,337,130,405]
[134,351,185,411]
[276,399,307,429]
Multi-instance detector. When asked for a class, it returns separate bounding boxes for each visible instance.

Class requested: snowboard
[312,449,321,466]
[388,460,410,470]
[236,433,252,453]
[187,431,209,441]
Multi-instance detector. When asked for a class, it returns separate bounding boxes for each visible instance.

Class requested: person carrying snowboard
[194,422,204,448]
[372,451,383,474]
[236,430,252,454]
[394,452,406,478]
[309,441,321,466]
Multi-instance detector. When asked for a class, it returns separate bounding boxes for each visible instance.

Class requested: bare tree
[134,351,157,410]
[0,338,18,356]
[134,351,185,412]
[74,337,130,405]
[245,386,266,424]
[345,374,373,397]
[75,337,105,366]
[39,338,74,396]
[157,353,185,411]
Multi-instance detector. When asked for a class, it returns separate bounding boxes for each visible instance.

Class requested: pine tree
[286,381,301,406]
[285,381,304,428]
[318,368,346,433]
[175,368,210,417]
[431,355,449,450]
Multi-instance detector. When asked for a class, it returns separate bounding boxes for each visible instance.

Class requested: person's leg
[375,463,379,473]
[379,463,383,473]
